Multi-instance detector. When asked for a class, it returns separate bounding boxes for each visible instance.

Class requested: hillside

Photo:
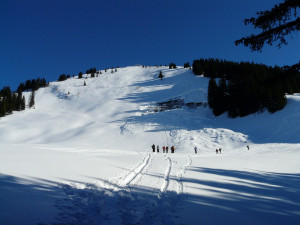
[0,66,300,225]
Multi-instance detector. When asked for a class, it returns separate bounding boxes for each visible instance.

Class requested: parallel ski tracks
[115,152,152,190]
[114,153,153,225]
[56,153,192,225]
[138,154,193,225]
[56,153,153,225]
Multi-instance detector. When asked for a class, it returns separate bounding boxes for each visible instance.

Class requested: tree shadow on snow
[1,168,300,225]
[179,167,300,225]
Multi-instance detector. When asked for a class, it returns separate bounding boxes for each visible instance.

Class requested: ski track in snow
[137,154,180,225]
[107,153,182,225]
[115,153,175,225]
[117,154,193,225]
[56,153,153,225]
[158,155,172,199]
[116,153,154,225]
[176,155,192,196]
[115,153,152,190]
[103,152,154,225]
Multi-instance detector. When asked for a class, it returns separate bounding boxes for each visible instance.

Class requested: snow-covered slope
[0,66,300,225]
[0,66,211,151]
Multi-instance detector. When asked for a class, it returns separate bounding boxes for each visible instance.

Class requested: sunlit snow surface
[1,66,300,225]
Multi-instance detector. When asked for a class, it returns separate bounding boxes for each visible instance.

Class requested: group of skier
[151,144,175,153]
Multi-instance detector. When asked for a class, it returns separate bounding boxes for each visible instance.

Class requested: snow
[0,66,300,225]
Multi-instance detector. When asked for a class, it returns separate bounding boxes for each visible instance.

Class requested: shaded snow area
[0,66,300,225]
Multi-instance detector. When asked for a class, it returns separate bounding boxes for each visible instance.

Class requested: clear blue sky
[1,0,299,90]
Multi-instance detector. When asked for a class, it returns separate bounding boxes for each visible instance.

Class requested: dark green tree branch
[235,0,300,51]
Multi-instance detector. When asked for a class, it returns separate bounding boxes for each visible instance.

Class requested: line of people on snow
[153,145,250,154]
[151,144,175,153]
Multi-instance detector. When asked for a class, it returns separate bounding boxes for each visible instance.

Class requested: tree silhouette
[29,90,35,108]
[169,63,177,69]
[158,71,164,80]
[207,78,218,111]
[184,62,190,68]
[235,0,300,51]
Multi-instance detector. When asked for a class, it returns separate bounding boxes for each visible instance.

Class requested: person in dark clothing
[247,145,249,150]
[216,149,218,154]
[219,148,222,154]
[163,146,166,153]
[151,144,155,152]
[194,146,197,154]
[157,145,160,153]
[166,146,169,153]
[171,146,175,153]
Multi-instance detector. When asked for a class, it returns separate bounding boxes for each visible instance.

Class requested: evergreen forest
[0,78,48,118]
[193,58,300,117]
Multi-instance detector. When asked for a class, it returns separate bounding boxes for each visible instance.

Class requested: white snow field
[0,66,300,225]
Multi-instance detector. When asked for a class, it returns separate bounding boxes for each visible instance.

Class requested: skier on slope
[194,146,197,154]
[166,146,169,153]
[157,145,160,153]
[216,149,218,154]
[151,144,155,152]
[163,146,166,153]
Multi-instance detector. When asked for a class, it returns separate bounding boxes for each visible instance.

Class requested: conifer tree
[21,96,26,110]
[169,63,177,69]
[235,0,300,51]
[0,100,7,117]
[17,83,25,93]
[16,91,22,111]
[215,78,228,116]
[25,80,31,91]
[11,93,17,111]
[267,84,287,113]
[158,71,164,80]
[58,74,67,81]
[29,90,35,108]
[192,60,204,75]
[207,78,218,112]
[184,62,190,68]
